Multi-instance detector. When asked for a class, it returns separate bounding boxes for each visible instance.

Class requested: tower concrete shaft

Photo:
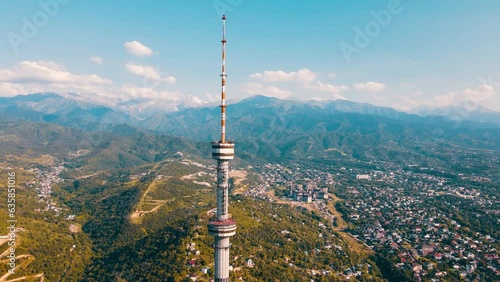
[208,15,236,282]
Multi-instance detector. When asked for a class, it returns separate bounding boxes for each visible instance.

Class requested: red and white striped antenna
[220,15,227,143]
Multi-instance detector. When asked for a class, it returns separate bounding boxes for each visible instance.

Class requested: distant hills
[1,93,499,162]
[0,93,135,132]
[413,103,500,125]
[0,121,209,176]
[152,95,500,161]
[2,92,500,129]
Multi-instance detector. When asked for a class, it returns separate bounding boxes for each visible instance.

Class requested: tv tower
[207,15,236,282]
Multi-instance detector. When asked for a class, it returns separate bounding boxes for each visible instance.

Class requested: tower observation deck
[208,15,236,282]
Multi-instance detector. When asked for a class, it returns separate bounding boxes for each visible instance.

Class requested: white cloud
[204,92,216,102]
[433,92,460,107]
[124,41,154,57]
[462,84,495,101]
[0,61,193,107]
[89,57,103,64]
[125,63,176,84]
[125,63,160,81]
[430,84,495,108]
[353,81,386,92]
[0,61,112,86]
[120,84,181,101]
[0,82,41,97]
[250,68,317,83]
[400,84,496,111]
[163,76,176,84]
[246,68,350,100]
[304,80,348,100]
[242,82,291,99]
[0,81,114,103]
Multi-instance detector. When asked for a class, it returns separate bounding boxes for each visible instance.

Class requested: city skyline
[1,0,499,111]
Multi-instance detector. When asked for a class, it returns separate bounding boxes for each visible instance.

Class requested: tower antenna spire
[220,14,227,143]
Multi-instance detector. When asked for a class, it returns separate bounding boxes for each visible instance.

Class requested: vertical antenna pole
[221,15,227,143]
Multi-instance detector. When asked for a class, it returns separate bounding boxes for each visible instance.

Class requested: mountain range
[1,93,499,163]
[2,92,500,130]
[412,103,500,125]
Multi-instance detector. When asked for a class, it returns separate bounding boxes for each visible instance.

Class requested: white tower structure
[208,15,236,282]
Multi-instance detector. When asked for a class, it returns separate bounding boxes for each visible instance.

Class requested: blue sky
[1,0,499,111]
